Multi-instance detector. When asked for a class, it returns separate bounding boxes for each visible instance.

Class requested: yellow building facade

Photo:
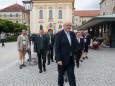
[0,4,28,24]
[30,0,74,33]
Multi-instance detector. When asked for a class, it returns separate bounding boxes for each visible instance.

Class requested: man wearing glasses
[55,20,77,86]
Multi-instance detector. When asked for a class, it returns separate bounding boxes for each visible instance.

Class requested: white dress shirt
[64,30,71,46]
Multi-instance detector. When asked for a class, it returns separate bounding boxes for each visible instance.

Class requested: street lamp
[22,0,33,64]
[53,22,56,33]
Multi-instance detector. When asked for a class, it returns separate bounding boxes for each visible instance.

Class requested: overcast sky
[0,0,100,10]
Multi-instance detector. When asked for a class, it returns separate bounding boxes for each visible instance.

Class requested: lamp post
[53,22,56,33]
[22,0,33,64]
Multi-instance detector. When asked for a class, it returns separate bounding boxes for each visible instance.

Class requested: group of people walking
[17,20,91,86]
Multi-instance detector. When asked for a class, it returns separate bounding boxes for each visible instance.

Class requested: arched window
[50,23,52,27]
[58,10,62,19]
[40,25,43,30]
[49,10,53,19]
[39,10,43,19]
[59,25,62,29]
[113,6,115,14]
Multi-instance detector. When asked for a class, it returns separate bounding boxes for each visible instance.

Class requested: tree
[0,19,27,33]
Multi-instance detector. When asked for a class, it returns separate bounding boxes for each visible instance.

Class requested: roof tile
[74,10,100,17]
[0,3,26,12]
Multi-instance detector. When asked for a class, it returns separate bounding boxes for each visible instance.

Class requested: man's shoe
[65,78,68,82]
[77,66,79,68]
[19,65,22,69]
[80,60,83,62]
[43,68,46,72]
[22,64,26,67]
[27,59,29,61]
[39,70,42,73]
[83,57,85,60]
[86,56,88,59]
[47,63,50,65]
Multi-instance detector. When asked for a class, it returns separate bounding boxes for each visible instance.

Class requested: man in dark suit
[75,32,84,68]
[46,29,55,65]
[55,20,76,86]
[34,29,48,73]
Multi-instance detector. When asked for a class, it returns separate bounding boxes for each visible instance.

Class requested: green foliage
[5,36,17,42]
[0,19,27,33]
[14,23,27,32]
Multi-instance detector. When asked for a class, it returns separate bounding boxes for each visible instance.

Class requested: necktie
[40,35,43,49]
[49,34,51,45]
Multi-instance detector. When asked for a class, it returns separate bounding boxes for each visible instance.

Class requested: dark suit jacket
[75,38,84,52]
[34,35,48,54]
[46,34,55,48]
[55,30,76,66]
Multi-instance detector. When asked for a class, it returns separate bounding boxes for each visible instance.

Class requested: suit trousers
[58,57,76,86]
[75,50,82,67]
[37,49,46,71]
[48,45,53,64]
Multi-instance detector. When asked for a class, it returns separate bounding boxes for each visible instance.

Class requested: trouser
[75,50,82,67]
[1,39,5,47]
[58,58,76,86]
[84,44,88,53]
[19,46,27,60]
[27,50,31,62]
[37,49,46,71]
[48,45,53,64]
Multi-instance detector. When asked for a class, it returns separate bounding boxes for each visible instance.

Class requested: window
[40,25,43,30]
[103,12,105,15]
[50,23,52,27]
[58,10,62,19]
[59,25,62,29]
[113,6,115,14]
[16,21,18,23]
[39,10,43,19]
[4,14,6,17]
[49,10,53,19]
[24,14,26,18]
[10,14,12,17]
[16,13,18,17]
[76,18,78,21]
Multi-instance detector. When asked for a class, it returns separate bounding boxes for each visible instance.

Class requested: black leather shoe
[43,68,46,71]
[86,56,88,59]
[27,59,29,61]
[80,60,83,62]
[83,57,85,60]
[47,63,50,65]
[77,66,79,68]
[22,64,26,67]
[39,70,42,73]
[19,65,22,69]
[65,78,68,82]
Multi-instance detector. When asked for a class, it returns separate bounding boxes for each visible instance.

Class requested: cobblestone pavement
[0,42,18,69]
[0,48,115,86]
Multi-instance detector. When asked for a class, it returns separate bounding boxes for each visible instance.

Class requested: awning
[78,14,115,30]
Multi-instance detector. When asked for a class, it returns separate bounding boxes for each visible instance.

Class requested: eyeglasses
[65,25,72,26]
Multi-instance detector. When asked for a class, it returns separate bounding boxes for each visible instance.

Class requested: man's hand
[57,61,62,65]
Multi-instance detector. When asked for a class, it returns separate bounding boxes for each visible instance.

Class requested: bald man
[55,20,77,86]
